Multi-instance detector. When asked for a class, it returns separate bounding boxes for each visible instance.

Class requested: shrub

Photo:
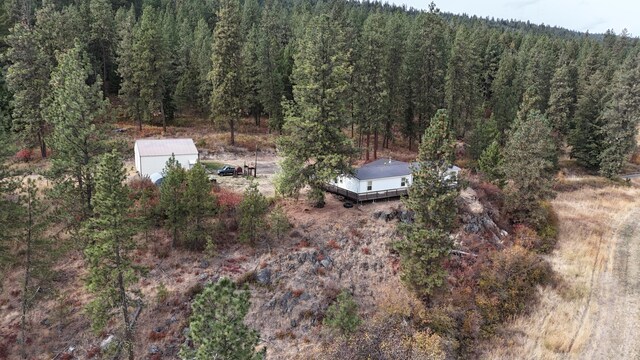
[630,151,640,165]
[15,148,32,162]
[215,188,243,210]
[513,225,541,250]
[476,246,554,327]
[536,201,559,253]
[186,283,204,300]
[412,330,446,360]
[323,315,438,360]
[324,290,361,336]
[156,282,169,304]
[148,330,167,341]
[307,187,325,208]
[237,181,268,244]
[269,205,291,242]
[129,177,162,226]
[327,239,341,250]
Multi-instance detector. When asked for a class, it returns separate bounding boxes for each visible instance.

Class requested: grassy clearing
[481,180,640,359]
[201,160,225,172]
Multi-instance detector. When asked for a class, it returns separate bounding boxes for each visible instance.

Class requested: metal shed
[134,138,198,177]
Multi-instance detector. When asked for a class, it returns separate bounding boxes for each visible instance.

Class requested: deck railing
[324,184,408,202]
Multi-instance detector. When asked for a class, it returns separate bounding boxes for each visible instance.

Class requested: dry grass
[481,181,640,359]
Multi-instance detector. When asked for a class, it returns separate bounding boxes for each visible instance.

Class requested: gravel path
[578,208,640,359]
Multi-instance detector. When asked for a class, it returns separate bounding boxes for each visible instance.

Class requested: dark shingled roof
[353,159,461,180]
[354,159,412,180]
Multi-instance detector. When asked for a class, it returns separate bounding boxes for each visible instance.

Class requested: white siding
[134,143,141,175]
[330,175,359,193]
[358,175,412,193]
[137,154,198,177]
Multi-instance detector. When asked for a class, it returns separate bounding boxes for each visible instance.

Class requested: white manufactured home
[327,158,460,202]
[134,138,199,177]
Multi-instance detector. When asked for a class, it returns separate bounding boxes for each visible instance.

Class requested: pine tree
[491,49,520,138]
[115,6,143,130]
[160,7,178,126]
[503,111,556,224]
[446,26,481,137]
[268,205,290,243]
[402,9,447,145]
[193,19,213,114]
[16,179,54,359]
[276,13,356,206]
[0,69,12,134]
[238,180,268,244]
[382,12,407,149]
[242,26,263,126]
[160,155,186,248]
[241,0,261,35]
[179,277,264,360]
[84,151,140,360]
[354,12,388,160]
[546,61,576,140]
[133,6,169,132]
[210,0,243,145]
[0,135,17,292]
[174,19,199,112]
[5,22,50,158]
[519,36,557,115]
[468,116,498,161]
[482,31,505,103]
[599,53,640,178]
[478,140,505,187]
[394,109,458,298]
[132,179,159,244]
[324,290,361,336]
[516,85,545,123]
[258,0,289,132]
[417,108,453,163]
[88,0,115,95]
[569,70,608,171]
[184,163,216,250]
[45,42,107,225]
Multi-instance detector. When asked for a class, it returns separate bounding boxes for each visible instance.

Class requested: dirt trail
[577,207,640,359]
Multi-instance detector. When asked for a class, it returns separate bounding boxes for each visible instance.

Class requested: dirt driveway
[482,184,640,359]
[208,153,280,196]
[576,207,640,358]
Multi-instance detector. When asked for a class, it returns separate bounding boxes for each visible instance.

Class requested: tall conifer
[210,0,243,145]
[84,152,140,360]
[276,13,356,206]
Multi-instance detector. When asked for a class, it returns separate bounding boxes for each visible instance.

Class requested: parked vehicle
[217,165,237,176]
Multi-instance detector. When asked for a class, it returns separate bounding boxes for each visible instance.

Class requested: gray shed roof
[353,159,461,180]
[354,159,412,180]
[135,138,198,157]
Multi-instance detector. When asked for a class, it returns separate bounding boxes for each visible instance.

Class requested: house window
[401,177,407,187]
[367,181,372,191]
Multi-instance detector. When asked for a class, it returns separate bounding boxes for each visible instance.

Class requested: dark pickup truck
[217,165,238,176]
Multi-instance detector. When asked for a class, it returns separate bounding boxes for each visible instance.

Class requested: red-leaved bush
[15,149,33,162]
[214,188,243,209]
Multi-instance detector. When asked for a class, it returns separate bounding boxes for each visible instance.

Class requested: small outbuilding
[327,158,460,202]
[134,138,198,177]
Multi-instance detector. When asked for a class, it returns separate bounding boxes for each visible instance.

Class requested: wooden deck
[324,184,408,202]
